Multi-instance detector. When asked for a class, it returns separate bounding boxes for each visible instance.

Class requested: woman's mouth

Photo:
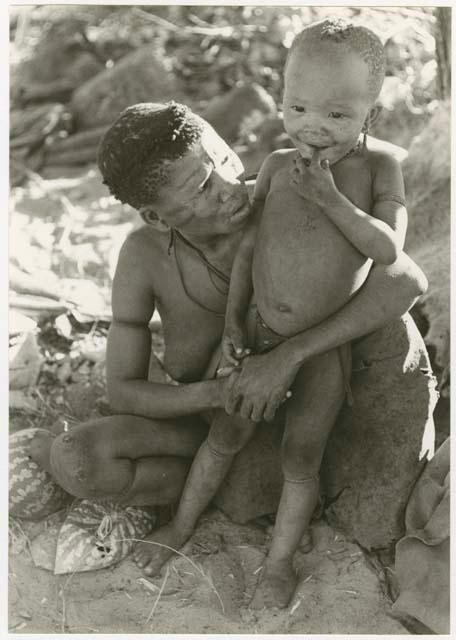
[228,201,251,225]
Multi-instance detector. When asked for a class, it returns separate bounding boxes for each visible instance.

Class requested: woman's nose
[219,188,235,204]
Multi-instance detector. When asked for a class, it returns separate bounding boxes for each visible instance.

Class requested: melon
[9,428,72,520]
[54,499,157,574]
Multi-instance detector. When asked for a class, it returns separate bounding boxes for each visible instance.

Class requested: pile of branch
[44,126,108,167]
[10,103,73,185]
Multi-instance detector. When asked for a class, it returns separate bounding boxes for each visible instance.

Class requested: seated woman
[29,101,427,578]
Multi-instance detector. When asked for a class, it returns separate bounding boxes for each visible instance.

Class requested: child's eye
[328,112,345,119]
[291,105,306,113]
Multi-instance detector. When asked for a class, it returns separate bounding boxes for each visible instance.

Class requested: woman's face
[152,123,251,238]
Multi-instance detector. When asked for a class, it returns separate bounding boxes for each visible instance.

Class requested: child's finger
[222,338,240,366]
[225,350,241,365]
[294,155,309,172]
[280,390,293,404]
[216,365,236,377]
[310,147,322,167]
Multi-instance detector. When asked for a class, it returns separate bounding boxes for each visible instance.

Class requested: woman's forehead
[200,123,231,157]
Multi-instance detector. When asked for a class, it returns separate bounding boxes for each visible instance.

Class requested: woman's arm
[106,233,226,419]
[224,251,428,421]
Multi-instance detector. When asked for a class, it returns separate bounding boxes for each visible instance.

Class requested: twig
[133,7,259,38]
[371,6,435,22]
[60,587,66,633]
[9,518,34,560]
[145,565,170,625]
[57,539,110,632]
[78,27,108,65]
[117,536,225,614]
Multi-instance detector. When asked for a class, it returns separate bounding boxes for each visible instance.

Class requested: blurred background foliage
[10,6,445,153]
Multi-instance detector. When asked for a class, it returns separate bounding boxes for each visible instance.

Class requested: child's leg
[251,346,348,609]
[134,409,257,575]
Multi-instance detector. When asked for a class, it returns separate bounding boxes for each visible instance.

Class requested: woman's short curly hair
[287,18,386,100]
[97,101,204,210]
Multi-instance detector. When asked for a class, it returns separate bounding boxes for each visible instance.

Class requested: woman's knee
[50,424,119,498]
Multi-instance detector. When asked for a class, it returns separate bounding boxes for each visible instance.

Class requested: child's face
[152,123,251,237]
[283,44,374,164]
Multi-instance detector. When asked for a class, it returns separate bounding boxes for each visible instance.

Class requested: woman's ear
[365,104,383,129]
[139,206,170,232]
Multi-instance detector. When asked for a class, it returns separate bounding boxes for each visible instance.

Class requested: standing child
[135,18,409,609]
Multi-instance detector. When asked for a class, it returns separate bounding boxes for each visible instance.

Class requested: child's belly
[252,193,372,336]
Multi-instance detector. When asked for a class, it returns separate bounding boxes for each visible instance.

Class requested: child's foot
[133,522,189,576]
[29,430,54,473]
[300,529,313,553]
[250,558,298,609]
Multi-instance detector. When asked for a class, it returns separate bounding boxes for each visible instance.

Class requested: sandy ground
[9,507,410,635]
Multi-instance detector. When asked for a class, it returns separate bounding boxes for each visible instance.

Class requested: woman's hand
[223,343,298,422]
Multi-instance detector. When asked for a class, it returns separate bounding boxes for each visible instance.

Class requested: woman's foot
[250,558,298,609]
[133,521,190,576]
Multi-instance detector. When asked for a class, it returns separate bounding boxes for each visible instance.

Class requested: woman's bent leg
[46,414,208,504]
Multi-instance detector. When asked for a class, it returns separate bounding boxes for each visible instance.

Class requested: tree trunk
[434,7,451,99]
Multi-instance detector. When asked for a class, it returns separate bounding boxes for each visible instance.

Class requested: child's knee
[281,433,322,478]
[208,417,256,456]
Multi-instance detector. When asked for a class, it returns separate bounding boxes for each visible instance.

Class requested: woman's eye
[329,112,345,119]
[198,176,211,193]
[291,105,305,113]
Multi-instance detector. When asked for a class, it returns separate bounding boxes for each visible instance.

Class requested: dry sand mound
[9,509,409,634]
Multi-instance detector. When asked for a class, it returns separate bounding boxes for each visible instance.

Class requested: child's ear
[139,206,170,232]
[365,104,382,129]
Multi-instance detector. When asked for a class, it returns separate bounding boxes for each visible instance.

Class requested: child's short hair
[97,101,204,209]
[288,18,386,100]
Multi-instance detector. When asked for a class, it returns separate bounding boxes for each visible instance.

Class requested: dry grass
[117,536,225,614]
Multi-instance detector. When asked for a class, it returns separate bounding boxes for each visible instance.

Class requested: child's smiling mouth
[296,141,331,158]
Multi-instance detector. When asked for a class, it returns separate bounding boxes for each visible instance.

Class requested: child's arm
[293,150,407,263]
[221,210,258,365]
[221,156,273,365]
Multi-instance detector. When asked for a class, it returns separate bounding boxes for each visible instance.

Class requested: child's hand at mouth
[290,147,337,206]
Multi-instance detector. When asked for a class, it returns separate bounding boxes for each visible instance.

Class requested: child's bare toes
[133,523,188,576]
[300,529,314,553]
[250,560,298,610]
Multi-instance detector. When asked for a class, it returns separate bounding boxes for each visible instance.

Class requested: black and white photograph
[7,3,451,635]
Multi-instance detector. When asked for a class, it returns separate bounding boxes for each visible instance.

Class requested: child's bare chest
[262,159,373,242]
